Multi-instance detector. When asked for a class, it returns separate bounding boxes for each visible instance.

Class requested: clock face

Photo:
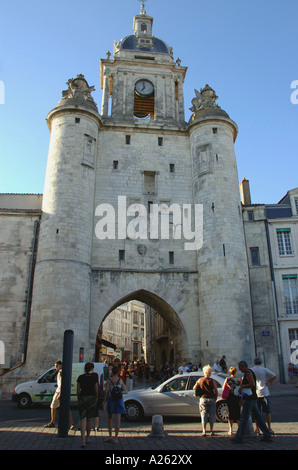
[135,79,154,97]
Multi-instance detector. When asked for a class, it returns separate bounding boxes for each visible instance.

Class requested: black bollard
[58,329,74,437]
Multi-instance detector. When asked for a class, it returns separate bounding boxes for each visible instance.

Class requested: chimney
[240,178,251,205]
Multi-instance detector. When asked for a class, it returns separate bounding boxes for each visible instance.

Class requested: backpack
[109,378,122,401]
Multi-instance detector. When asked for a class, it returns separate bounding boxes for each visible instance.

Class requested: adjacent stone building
[100,300,146,363]
[0,194,42,370]
[1,4,297,393]
[242,183,298,381]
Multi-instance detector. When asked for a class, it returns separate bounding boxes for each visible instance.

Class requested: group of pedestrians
[43,356,278,447]
[160,362,175,381]
[43,360,128,447]
[112,361,153,391]
[193,357,277,444]
[75,362,130,447]
[160,360,203,382]
[77,362,132,447]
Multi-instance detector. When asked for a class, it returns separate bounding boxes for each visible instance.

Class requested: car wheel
[17,393,32,409]
[216,400,228,423]
[125,400,144,422]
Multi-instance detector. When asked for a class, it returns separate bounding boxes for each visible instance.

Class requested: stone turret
[25,76,102,372]
[188,85,254,364]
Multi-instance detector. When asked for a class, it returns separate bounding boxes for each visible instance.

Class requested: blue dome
[120,35,170,54]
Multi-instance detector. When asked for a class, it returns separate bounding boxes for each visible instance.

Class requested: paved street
[0,383,298,454]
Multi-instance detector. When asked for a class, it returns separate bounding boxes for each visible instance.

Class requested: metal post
[22,219,39,362]
[58,330,74,437]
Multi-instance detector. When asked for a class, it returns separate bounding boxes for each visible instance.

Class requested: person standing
[165,362,175,379]
[103,365,127,443]
[178,360,189,374]
[118,363,127,383]
[232,361,272,444]
[288,363,295,384]
[222,366,241,435]
[251,357,276,434]
[193,365,218,436]
[44,360,74,429]
[126,362,134,392]
[144,363,150,381]
[213,360,221,373]
[219,355,227,373]
[77,362,99,448]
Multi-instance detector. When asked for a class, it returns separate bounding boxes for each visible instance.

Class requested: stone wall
[0,212,40,369]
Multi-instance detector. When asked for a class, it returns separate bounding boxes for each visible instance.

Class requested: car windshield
[188,375,223,390]
[188,375,202,390]
[161,377,188,392]
[38,369,58,383]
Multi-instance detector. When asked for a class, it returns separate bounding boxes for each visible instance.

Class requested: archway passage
[95,289,188,374]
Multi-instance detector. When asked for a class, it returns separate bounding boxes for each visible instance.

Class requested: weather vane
[138,0,148,12]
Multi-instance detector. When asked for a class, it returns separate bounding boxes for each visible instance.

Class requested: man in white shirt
[251,357,276,434]
[44,360,62,428]
[178,360,189,374]
[44,360,74,429]
[213,360,221,373]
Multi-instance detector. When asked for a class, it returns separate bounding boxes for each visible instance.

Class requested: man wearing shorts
[252,357,276,434]
[44,360,74,429]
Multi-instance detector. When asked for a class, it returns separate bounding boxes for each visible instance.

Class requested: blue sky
[0,0,297,204]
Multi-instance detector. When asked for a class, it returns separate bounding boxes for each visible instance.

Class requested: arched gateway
[91,277,195,366]
[21,4,255,380]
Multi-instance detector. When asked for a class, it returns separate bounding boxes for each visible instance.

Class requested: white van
[12,362,109,409]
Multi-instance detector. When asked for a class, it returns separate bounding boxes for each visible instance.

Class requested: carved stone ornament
[189,84,221,113]
[61,74,96,103]
[137,244,147,255]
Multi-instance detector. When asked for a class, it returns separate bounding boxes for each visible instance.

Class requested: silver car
[124,371,229,423]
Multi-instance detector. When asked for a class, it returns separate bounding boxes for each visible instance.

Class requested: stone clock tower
[23,2,255,376]
[100,3,186,123]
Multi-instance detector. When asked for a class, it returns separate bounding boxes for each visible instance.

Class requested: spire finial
[138,0,148,14]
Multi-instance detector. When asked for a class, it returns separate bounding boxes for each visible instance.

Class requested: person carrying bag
[193,365,218,436]
[222,366,241,435]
